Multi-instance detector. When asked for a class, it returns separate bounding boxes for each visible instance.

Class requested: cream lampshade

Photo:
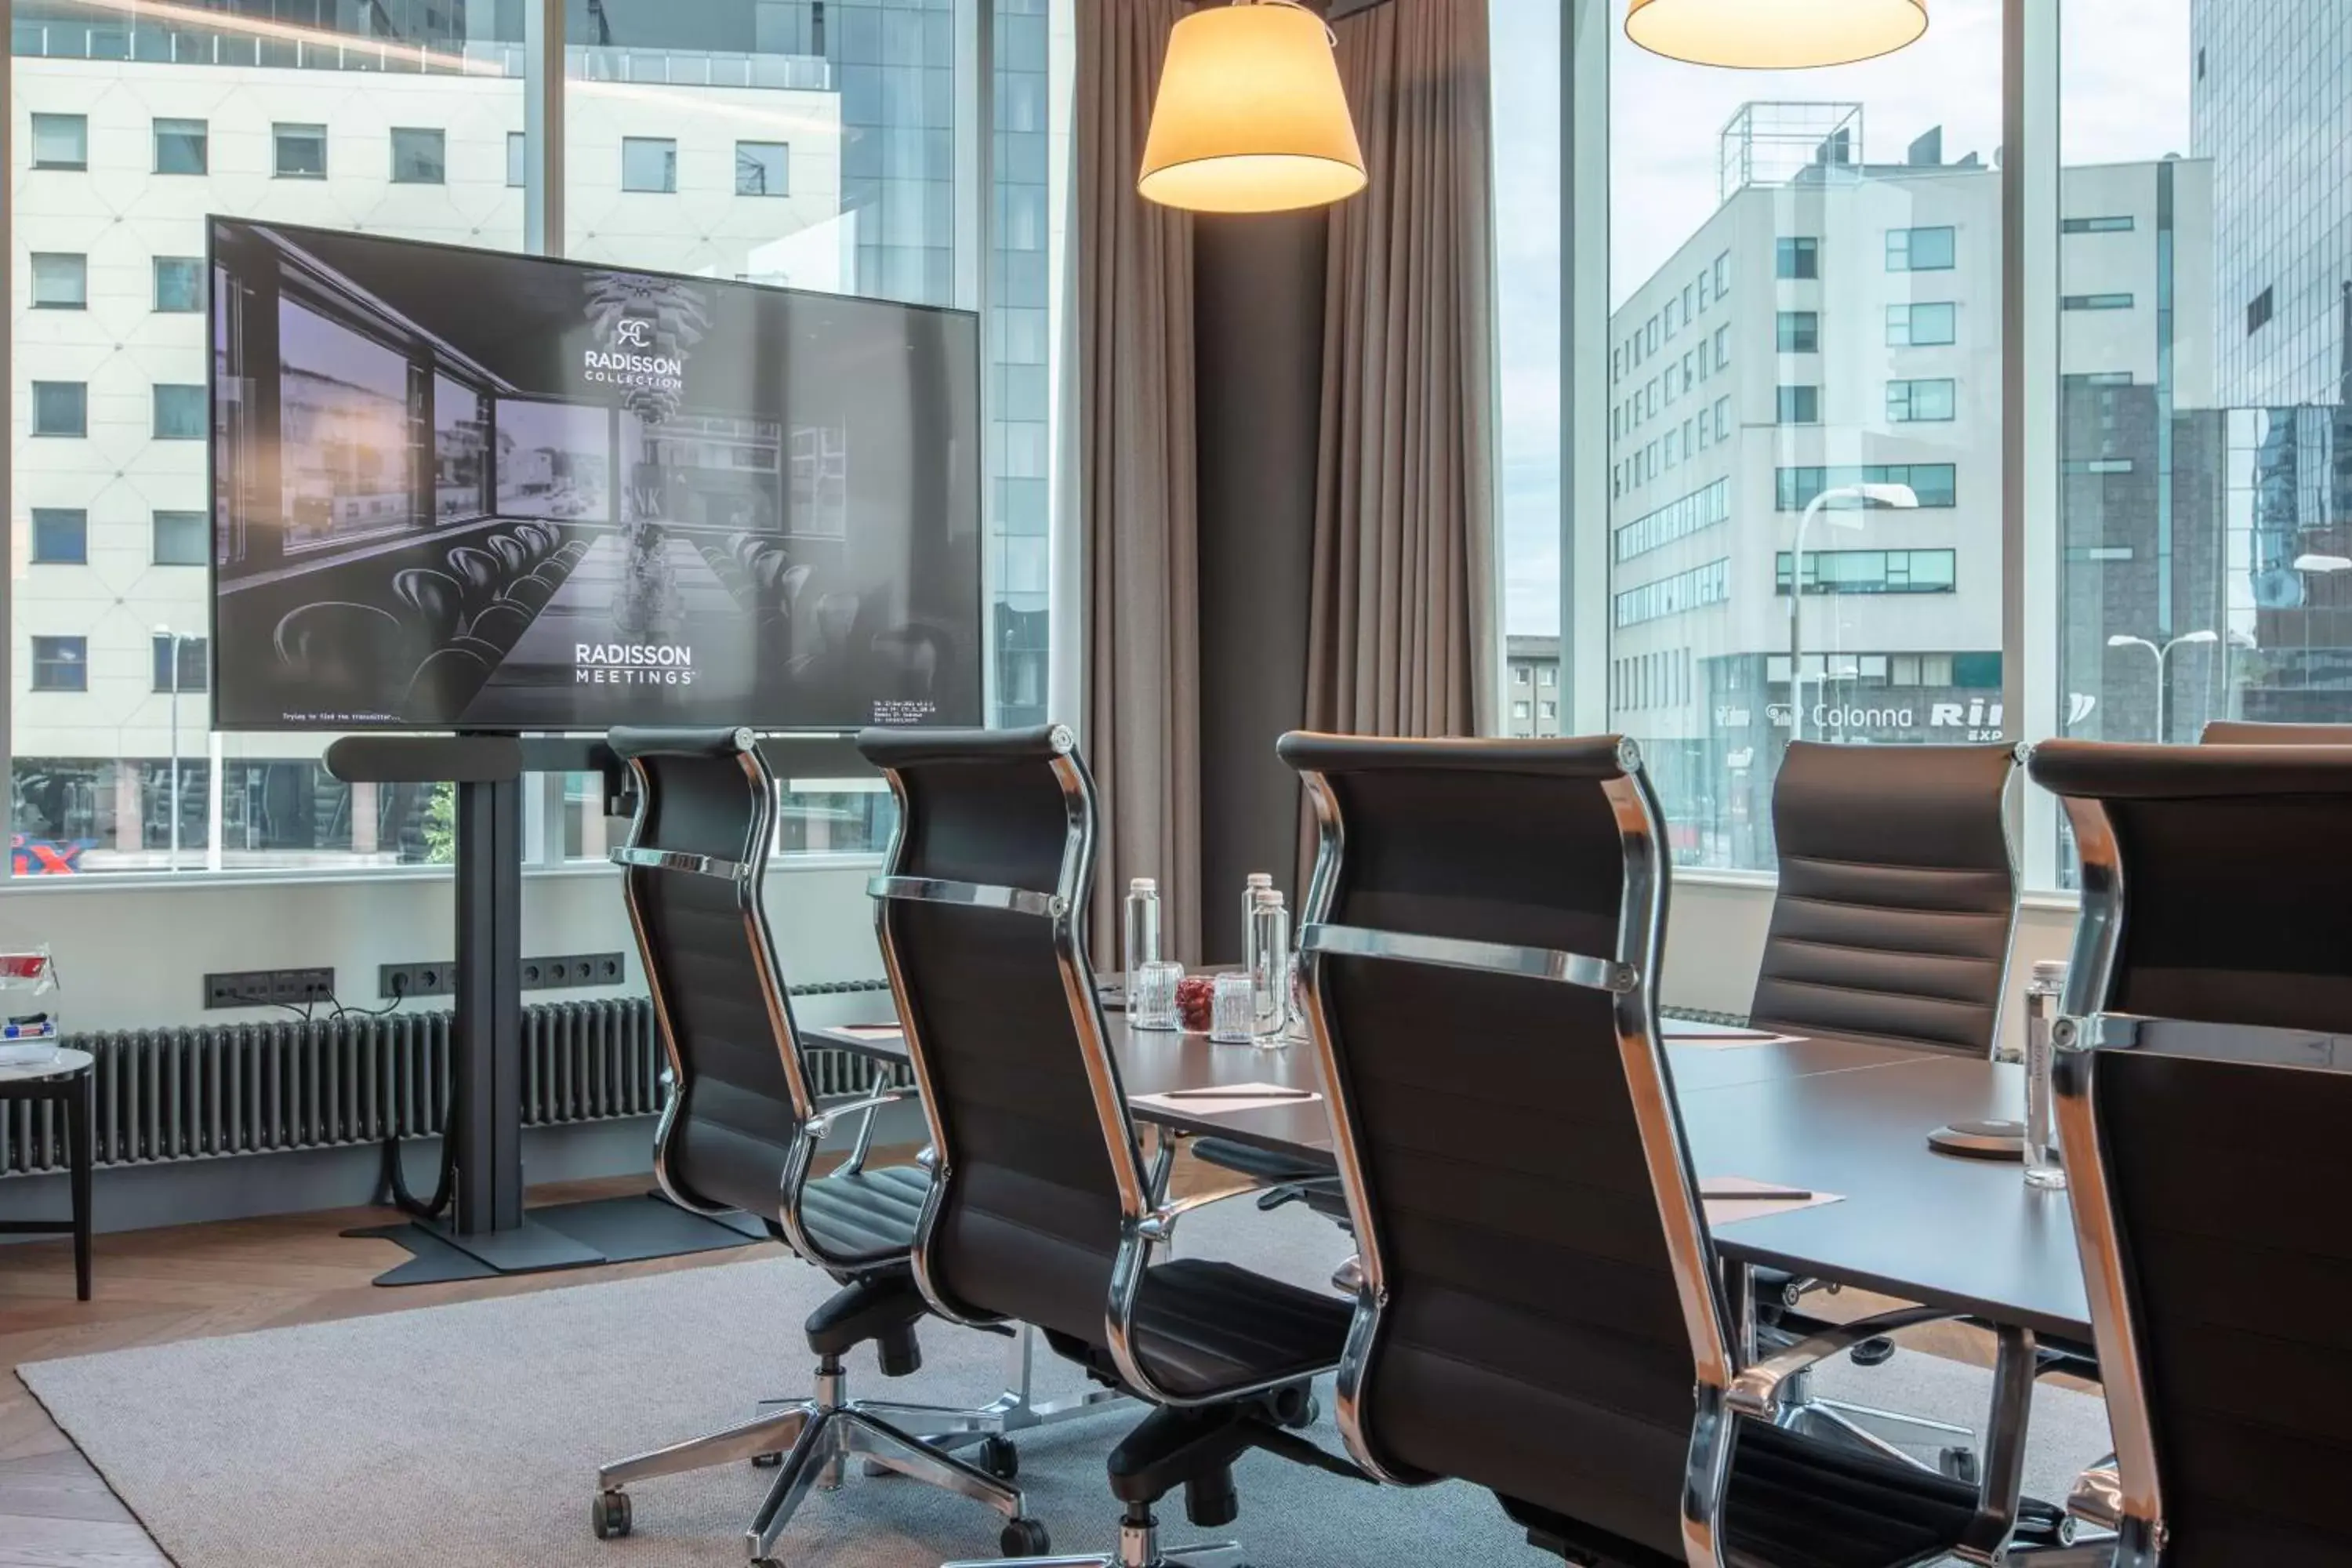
[1138,1,1368,215]
[1625,0,1927,70]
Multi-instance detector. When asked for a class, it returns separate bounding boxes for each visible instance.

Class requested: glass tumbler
[1208,972,1258,1044]
[1130,960,1184,1032]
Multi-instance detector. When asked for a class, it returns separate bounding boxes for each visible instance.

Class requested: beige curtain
[1305,0,1499,745]
[1077,0,1203,964]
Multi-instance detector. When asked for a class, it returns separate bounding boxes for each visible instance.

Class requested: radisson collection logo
[583,310,685,394]
[575,642,696,686]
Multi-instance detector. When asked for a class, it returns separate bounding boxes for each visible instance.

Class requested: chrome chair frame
[867,724,1320,1568]
[590,728,1036,1566]
[1289,736,2042,1568]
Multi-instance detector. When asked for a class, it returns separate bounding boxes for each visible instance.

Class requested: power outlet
[378,962,456,1000]
[377,953,625,998]
[521,951,628,990]
[204,967,336,1010]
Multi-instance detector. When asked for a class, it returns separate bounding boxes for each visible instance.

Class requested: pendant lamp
[1138,0,1369,215]
[1625,0,1927,70]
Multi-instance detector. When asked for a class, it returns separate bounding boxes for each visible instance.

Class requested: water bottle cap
[2031,959,2069,984]
[1130,877,1158,894]
[1246,872,1273,887]
[1253,888,1286,908]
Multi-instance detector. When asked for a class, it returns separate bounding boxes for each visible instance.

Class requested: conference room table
[804,1011,2096,1347]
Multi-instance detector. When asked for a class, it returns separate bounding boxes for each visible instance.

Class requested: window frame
[29,112,88,170]
[29,637,89,694]
[28,252,88,310]
[388,126,448,185]
[273,122,329,180]
[622,136,681,194]
[151,116,208,176]
[29,508,89,565]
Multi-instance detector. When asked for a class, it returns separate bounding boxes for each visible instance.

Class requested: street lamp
[154,624,187,872]
[1788,482,1918,740]
[2107,628,2239,742]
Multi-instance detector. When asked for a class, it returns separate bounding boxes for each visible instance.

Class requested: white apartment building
[9,42,848,867]
[1604,104,2211,866]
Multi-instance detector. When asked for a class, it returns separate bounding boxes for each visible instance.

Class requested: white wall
[0,856,885,1033]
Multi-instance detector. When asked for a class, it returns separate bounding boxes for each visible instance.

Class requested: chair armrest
[804,1087,914,1141]
[1133,1184,1265,1242]
[2066,1457,2122,1532]
[1726,1305,1962,1418]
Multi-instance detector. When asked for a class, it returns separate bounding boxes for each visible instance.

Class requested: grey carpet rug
[18,1202,2111,1567]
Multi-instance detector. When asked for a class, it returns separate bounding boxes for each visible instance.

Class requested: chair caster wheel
[591,1489,632,1540]
[1849,1334,1896,1367]
[1280,1394,1320,1430]
[978,1436,1020,1480]
[1000,1516,1051,1555]
[1940,1446,1980,1485]
[751,1450,783,1468]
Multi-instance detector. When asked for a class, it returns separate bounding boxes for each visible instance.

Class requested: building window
[30,509,88,564]
[1776,463,1959,510]
[506,131,526,188]
[1886,377,1957,423]
[1775,385,1821,424]
[2061,216,2136,234]
[153,635,209,694]
[1512,699,1532,721]
[153,510,210,566]
[2061,293,2135,311]
[31,382,87,437]
[153,118,208,175]
[1775,549,1958,595]
[1886,302,1957,346]
[1613,558,1733,627]
[2061,457,2136,475]
[30,253,87,310]
[1513,665,1530,686]
[1776,310,1820,353]
[2245,286,2274,335]
[1713,250,1731,295]
[1539,700,1558,720]
[390,128,446,183]
[154,384,208,439]
[1886,226,1956,271]
[30,113,87,170]
[274,122,328,178]
[1713,395,1731,441]
[623,137,680,193]
[1774,236,1820,280]
[154,257,205,313]
[31,637,88,693]
[1713,324,1730,370]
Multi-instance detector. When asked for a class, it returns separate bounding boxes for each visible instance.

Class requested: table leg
[68,1075,92,1301]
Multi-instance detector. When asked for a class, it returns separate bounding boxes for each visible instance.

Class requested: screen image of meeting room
[209,218,983,732]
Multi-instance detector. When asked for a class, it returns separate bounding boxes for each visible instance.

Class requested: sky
[1489,0,2197,635]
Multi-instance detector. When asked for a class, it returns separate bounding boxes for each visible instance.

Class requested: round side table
[0,1046,93,1300]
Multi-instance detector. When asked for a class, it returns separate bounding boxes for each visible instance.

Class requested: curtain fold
[1305,0,1499,747]
[1077,0,1203,964]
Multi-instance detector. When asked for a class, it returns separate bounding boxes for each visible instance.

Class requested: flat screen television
[209,219,983,732]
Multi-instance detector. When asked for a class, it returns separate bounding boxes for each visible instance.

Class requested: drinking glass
[1130,960,1184,1032]
[1208,972,1258,1044]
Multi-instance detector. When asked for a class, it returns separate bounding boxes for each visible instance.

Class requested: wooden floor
[0,1160,2042,1567]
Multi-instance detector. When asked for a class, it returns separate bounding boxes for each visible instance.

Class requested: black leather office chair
[1282,731,2045,1568]
[590,727,1039,1566]
[858,724,1356,1568]
[2034,738,2352,1566]
[1752,739,2023,1054]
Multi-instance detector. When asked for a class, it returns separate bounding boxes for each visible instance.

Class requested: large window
[1609,19,2005,871]
[31,510,87,564]
[31,253,85,309]
[9,0,1063,877]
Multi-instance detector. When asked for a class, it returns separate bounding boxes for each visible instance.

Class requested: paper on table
[1700,1175,1844,1228]
[1665,1023,1802,1050]
[1131,1081,1323,1117]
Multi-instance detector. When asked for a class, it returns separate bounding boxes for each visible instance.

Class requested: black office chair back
[607,727,829,1240]
[2035,738,2352,1566]
[1280,732,1726,1562]
[857,725,1142,1345]
[1750,740,2020,1054]
[2034,738,2352,1035]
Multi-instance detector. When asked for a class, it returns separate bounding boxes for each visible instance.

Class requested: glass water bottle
[1248,889,1291,1046]
[2023,959,2069,1190]
[1123,878,1161,994]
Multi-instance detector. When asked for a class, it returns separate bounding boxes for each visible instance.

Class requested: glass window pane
[153,383,206,438]
[506,130,526,188]
[153,510,209,566]
[274,122,327,177]
[1612,26,2005,871]
[30,252,87,309]
[735,140,789,196]
[31,381,87,436]
[620,136,678,193]
[31,637,89,692]
[153,256,204,312]
[31,509,88,564]
[30,112,87,169]
[152,116,206,174]
[390,126,445,183]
